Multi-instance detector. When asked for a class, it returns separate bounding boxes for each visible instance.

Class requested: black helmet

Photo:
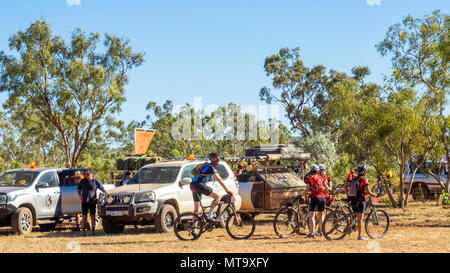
[357,165,368,174]
[208,152,220,160]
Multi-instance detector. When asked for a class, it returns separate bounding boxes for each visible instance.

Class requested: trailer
[223,145,310,214]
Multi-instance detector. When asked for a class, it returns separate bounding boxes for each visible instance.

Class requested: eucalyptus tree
[0,19,144,167]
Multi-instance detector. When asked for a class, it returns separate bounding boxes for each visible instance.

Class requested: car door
[178,164,197,213]
[35,171,61,219]
[60,169,86,215]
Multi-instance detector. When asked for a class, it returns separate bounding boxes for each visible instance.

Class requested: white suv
[98,160,241,233]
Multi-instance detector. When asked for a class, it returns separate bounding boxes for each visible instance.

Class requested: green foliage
[441,190,450,205]
[0,19,144,167]
[291,131,337,174]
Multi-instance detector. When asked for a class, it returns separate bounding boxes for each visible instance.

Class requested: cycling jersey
[306,174,326,198]
[321,174,332,197]
[355,176,369,201]
[192,163,218,184]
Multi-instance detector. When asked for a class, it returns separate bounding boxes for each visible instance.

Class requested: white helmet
[318,164,326,170]
[310,164,319,172]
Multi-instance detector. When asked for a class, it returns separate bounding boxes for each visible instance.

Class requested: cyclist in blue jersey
[190,152,233,222]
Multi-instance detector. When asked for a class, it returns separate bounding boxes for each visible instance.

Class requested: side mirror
[37,181,49,188]
[180,177,192,186]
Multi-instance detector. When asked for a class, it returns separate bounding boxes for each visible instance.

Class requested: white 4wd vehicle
[98,160,241,233]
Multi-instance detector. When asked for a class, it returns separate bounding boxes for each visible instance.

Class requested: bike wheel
[226,211,255,240]
[295,204,310,235]
[365,209,390,239]
[173,213,204,241]
[273,207,300,238]
[322,210,350,241]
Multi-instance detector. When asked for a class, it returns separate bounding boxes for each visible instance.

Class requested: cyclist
[190,152,234,223]
[318,164,335,207]
[349,165,378,240]
[303,164,330,238]
[345,168,357,196]
[234,163,245,176]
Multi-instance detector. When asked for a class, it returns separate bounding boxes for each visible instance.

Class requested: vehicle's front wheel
[11,207,33,235]
[155,204,177,233]
[102,218,125,234]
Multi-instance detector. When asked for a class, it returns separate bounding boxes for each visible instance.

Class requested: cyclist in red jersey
[351,165,378,240]
[319,164,335,207]
[303,164,330,238]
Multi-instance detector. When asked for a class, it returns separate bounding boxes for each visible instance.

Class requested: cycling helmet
[208,152,220,160]
[357,165,368,174]
[318,164,326,170]
[386,170,392,178]
[238,163,244,169]
[310,164,319,173]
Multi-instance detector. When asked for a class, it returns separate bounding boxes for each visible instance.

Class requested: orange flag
[135,128,155,155]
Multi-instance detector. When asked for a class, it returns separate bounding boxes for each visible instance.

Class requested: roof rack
[223,153,310,162]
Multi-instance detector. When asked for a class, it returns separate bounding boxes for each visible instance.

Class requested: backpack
[350,177,360,197]
[191,162,210,177]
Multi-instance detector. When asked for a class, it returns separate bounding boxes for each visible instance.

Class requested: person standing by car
[318,164,335,208]
[303,164,330,238]
[350,165,378,240]
[77,169,108,236]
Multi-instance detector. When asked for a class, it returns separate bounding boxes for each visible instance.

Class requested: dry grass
[0,201,448,253]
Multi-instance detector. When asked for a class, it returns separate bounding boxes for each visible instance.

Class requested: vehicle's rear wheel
[102,217,125,234]
[12,207,33,235]
[411,184,430,202]
[155,204,177,233]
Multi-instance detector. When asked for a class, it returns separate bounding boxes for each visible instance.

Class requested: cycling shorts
[190,182,213,202]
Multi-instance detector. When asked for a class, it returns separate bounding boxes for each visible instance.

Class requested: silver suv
[98,159,242,233]
[404,161,447,200]
[0,167,114,235]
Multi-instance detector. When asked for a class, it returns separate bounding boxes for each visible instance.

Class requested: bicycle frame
[193,192,238,228]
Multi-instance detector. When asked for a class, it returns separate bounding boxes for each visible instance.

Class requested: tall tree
[0,19,144,167]
[377,9,449,193]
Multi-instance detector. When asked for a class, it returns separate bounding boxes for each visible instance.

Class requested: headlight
[106,196,114,205]
[7,193,17,202]
[0,194,6,204]
[99,193,106,205]
[135,191,155,203]
[123,196,131,204]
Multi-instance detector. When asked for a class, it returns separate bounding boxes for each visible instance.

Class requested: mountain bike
[322,196,390,240]
[273,194,334,238]
[173,193,255,240]
[373,175,396,196]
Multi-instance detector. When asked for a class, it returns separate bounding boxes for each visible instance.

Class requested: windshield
[0,171,39,187]
[127,167,181,184]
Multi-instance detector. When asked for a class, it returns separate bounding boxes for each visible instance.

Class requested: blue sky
[0,0,448,130]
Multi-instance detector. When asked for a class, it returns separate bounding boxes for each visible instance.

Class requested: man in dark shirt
[77,169,108,235]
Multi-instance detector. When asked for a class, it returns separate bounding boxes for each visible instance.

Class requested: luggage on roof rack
[245,144,304,156]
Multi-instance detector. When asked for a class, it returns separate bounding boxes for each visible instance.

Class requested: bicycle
[173,193,256,240]
[322,196,390,240]
[273,194,334,238]
[373,175,396,196]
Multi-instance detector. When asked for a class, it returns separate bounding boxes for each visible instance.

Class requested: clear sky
[0,0,448,129]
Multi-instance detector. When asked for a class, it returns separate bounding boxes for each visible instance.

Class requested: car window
[60,170,86,186]
[39,172,59,187]
[181,165,196,179]
[217,164,229,180]
[0,171,38,187]
[127,167,181,184]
